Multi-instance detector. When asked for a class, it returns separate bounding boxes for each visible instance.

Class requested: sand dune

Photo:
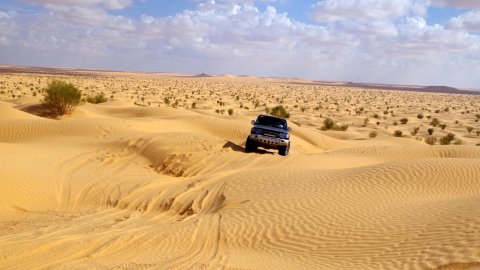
[1,70,480,270]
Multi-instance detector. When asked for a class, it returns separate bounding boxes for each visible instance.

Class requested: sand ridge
[0,70,480,269]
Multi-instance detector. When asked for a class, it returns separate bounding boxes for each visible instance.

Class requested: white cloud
[0,0,480,88]
[448,10,480,32]
[311,0,428,22]
[431,0,480,9]
[25,0,133,10]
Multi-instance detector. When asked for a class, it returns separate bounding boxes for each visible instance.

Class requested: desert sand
[1,67,480,270]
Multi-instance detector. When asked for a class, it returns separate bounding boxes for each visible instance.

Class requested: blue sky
[1,0,480,88]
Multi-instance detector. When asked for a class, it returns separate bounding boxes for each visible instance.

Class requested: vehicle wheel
[245,137,257,153]
[278,143,290,156]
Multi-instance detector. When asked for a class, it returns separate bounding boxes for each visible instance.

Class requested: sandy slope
[1,74,480,270]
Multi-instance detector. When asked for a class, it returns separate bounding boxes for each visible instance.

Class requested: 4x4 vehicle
[245,115,291,156]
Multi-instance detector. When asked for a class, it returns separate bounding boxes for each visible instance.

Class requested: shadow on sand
[19,104,60,119]
[222,141,274,155]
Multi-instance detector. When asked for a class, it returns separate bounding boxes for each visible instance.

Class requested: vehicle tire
[278,142,290,156]
[245,137,257,153]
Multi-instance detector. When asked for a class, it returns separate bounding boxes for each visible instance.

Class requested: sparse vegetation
[323,117,336,130]
[228,108,233,115]
[321,117,349,131]
[43,80,82,115]
[86,93,107,104]
[393,130,403,137]
[269,105,290,118]
[369,131,378,138]
[467,126,474,133]
[425,136,436,145]
[439,133,455,145]
[400,118,408,124]
[411,127,419,135]
[428,128,434,135]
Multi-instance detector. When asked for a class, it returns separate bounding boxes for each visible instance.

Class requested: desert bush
[269,105,290,118]
[453,139,464,145]
[86,93,107,104]
[439,133,455,145]
[43,80,82,115]
[393,130,403,137]
[363,118,369,127]
[400,118,408,124]
[323,117,336,130]
[439,124,447,130]
[321,117,348,131]
[332,124,349,131]
[191,102,196,109]
[228,108,233,115]
[430,118,440,127]
[476,131,480,137]
[417,113,424,119]
[425,136,436,145]
[428,128,434,135]
[369,131,378,138]
[467,126,474,133]
[411,127,420,135]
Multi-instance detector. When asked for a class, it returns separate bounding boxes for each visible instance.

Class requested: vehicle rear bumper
[249,134,289,147]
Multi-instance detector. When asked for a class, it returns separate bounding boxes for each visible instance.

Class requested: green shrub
[323,118,336,130]
[369,131,378,138]
[400,118,408,124]
[269,105,290,118]
[476,131,480,137]
[228,108,233,115]
[439,133,455,145]
[393,130,403,137]
[86,93,107,104]
[43,80,82,115]
[411,127,419,135]
[417,114,424,119]
[428,128,434,135]
[332,124,349,131]
[425,136,436,145]
[430,118,440,127]
[453,139,464,145]
[467,126,474,133]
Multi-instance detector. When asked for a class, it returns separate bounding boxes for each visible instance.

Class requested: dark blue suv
[245,115,291,156]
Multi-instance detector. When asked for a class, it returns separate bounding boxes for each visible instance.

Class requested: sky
[1,0,480,88]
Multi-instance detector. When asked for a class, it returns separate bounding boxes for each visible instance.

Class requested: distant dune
[1,66,480,269]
